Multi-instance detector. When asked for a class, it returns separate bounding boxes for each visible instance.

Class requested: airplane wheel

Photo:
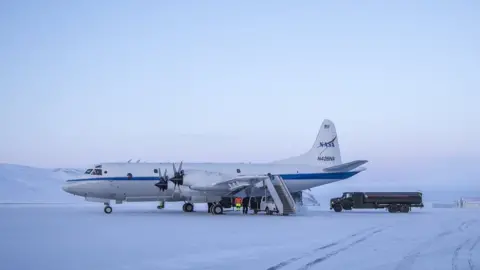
[104,206,112,214]
[212,204,223,215]
[184,203,194,212]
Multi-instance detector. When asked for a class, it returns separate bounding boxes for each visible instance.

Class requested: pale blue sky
[0,0,479,168]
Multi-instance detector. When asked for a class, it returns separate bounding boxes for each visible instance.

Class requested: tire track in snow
[296,228,385,270]
[453,220,479,270]
[395,219,478,270]
[468,236,480,270]
[265,227,378,270]
[395,228,457,270]
[452,238,472,270]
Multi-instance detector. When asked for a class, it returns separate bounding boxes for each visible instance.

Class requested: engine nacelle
[181,170,226,187]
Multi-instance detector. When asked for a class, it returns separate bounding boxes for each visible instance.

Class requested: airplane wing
[322,160,368,172]
[210,174,269,186]
[210,174,270,195]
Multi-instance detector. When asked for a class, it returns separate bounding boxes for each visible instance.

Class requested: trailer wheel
[400,205,410,213]
[388,205,398,213]
[333,204,343,212]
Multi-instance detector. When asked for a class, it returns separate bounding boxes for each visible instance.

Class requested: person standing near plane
[250,197,258,213]
[242,197,250,214]
[235,197,242,211]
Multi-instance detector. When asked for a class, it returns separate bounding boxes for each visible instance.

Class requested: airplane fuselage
[64,162,362,202]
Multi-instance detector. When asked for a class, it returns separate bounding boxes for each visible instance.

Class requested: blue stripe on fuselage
[66,171,360,182]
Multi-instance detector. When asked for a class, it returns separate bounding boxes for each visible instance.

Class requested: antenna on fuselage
[127,159,132,163]
[136,159,141,163]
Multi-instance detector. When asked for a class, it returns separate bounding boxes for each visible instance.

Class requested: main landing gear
[208,202,224,215]
[104,203,112,214]
[182,202,194,212]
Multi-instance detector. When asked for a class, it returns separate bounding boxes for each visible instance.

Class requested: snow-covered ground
[0,203,479,270]
[0,163,479,269]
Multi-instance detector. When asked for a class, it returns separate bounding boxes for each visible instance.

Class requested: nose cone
[62,183,76,195]
[62,184,70,193]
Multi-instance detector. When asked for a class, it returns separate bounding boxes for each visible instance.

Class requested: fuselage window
[236,168,241,173]
[127,173,133,179]
[154,169,158,174]
[84,169,93,174]
[104,171,108,174]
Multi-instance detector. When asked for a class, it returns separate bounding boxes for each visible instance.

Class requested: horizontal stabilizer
[322,160,368,172]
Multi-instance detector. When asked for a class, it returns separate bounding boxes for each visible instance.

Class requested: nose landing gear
[104,203,112,214]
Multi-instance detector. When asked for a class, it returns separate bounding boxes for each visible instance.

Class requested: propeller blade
[172,162,177,175]
[178,161,183,172]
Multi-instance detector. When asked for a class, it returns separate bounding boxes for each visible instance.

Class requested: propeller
[154,169,169,191]
[169,161,185,199]
[154,162,186,197]
[170,161,185,186]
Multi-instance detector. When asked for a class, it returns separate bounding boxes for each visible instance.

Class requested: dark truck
[330,192,424,213]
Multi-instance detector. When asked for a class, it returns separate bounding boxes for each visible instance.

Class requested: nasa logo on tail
[317,136,337,148]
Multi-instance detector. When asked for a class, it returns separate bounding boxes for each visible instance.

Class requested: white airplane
[62,119,368,214]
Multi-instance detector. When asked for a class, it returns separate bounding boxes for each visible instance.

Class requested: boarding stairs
[264,174,297,215]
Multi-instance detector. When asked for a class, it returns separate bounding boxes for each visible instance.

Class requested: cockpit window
[84,169,93,174]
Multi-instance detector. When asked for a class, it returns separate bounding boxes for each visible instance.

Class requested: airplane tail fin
[309,119,342,166]
[272,119,342,167]
[272,119,368,171]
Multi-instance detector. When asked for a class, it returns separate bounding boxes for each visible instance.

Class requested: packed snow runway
[0,204,479,270]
